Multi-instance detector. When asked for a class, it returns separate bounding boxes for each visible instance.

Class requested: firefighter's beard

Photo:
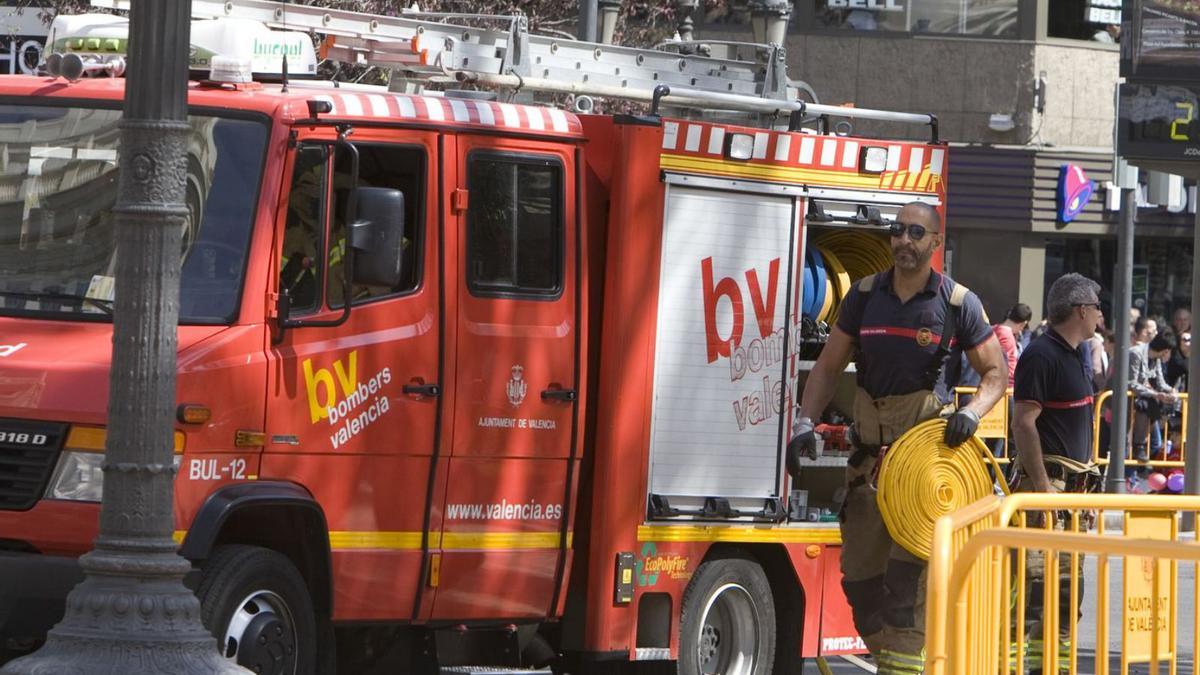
[892,240,934,272]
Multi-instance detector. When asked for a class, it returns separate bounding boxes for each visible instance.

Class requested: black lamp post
[749,0,791,45]
[598,0,621,44]
[1,2,246,672]
[677,0,698,41]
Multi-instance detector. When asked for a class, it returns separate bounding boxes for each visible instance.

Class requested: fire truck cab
[0,3,948,674]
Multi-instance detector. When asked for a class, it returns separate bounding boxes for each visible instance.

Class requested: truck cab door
[263,129,442,622]
[431,135,578,619]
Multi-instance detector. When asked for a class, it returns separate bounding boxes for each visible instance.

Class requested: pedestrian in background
[1172,307,1191,335]
[1179,331,1191,394]
[944,301,1028,394]
[1089,327,1110,393]
[1166,308,1191,388]
[1097,330,1118,461]
[997,303,1032,381]
[1132,315,1157,346]
[1166,331,1190,456]
[1030,317,1050,344]
[940,300,1028,461]
[1011,273,1102,674]
[1129,333,1178,479]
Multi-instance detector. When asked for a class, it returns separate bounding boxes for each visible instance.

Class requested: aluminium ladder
[88,0,937,136]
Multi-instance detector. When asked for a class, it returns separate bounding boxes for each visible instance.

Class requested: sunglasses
[1072,303,1101,311]
[888,221,932,241]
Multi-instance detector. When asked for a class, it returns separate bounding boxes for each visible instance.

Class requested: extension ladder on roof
[89,0,937,138]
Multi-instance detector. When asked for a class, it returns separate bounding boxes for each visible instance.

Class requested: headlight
[45,450,183,503]
[44,450,105,502]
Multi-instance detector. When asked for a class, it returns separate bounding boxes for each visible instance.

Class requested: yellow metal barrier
[1092,390,1189,471]
[926,493,1200,675]
[954,387,1014,464]
[951,386,1190,473]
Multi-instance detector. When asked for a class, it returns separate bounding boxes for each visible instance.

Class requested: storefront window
[812,0,1019,37]
[1047,0,1121,42]
[1044,238,1192,327]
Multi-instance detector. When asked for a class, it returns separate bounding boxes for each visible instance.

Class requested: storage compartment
[646,184,801,515]
[786,465,845,523]
[795,223,894,359]
[644,180,939,520]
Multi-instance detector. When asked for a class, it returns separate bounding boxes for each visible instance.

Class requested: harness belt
[848,443,882,469]
[850,388,948,447]
[847,443,886,491]
[1015,454,1101,493]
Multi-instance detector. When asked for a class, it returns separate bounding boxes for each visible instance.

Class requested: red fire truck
[0,2,947,673]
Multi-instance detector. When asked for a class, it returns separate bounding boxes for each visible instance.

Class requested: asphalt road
[1075,552,1195,675]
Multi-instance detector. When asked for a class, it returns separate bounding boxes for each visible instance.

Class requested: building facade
[697,0,1193,326]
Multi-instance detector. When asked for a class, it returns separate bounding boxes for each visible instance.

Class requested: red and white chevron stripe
[660,120,945,186]
[282,91,582,135]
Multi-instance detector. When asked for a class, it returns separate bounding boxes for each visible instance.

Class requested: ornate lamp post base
[1,548,245,674]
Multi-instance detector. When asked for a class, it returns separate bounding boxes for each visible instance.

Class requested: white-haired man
[1012,272,1102,674]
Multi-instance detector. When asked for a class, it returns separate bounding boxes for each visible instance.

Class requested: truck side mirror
[349,187,406,288]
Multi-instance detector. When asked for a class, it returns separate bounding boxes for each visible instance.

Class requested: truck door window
[466,154,563,297]
[326,144,426,308]
[280,144,328,314]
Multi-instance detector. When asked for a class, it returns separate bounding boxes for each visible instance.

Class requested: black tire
[678,555,776,675]
[197,545,322,675]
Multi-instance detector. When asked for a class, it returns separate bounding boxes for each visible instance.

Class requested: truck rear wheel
[197,545,319,675]
[678,556,775,675]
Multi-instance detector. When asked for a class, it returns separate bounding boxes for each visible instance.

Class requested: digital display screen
[1122,0,1200,81]
[1117,82,1200,161]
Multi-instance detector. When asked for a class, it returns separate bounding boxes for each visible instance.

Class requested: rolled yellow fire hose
[817,276,835,324]
[815,243,850,324]
[875,418,1009,560]
[810,232,892,326]
[815,231,893,282]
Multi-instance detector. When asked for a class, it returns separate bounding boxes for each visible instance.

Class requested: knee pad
[882,559,924,629]
[841,575,886,637]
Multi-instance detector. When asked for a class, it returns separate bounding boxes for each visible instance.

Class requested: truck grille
[0,418,67,510]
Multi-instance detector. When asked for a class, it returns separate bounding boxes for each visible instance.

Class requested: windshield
[0,106,268,323]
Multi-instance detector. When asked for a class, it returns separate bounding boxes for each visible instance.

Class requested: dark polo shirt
[1013,327,1094,463]
[836,268,993,399]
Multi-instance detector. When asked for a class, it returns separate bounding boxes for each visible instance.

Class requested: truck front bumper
[0,550,82,641]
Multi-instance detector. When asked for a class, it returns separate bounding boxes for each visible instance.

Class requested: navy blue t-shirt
[1013,328,1094,463]
[836,269,994,399]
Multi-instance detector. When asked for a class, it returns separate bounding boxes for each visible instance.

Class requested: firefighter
[787,201,1007,674]
[1010,273,1102,674]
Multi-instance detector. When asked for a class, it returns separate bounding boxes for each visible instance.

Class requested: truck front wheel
[678,556,776,675]
[197,545,318,675]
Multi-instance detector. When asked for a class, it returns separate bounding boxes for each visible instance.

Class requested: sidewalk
[1099,509,1200,534]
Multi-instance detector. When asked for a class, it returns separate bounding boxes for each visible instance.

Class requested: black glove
[786,417,817,479]
[943,408,981,447]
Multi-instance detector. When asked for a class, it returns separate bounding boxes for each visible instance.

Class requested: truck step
[440,669,548,674]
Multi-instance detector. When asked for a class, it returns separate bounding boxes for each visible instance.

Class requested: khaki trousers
[840,388,946,674]
[1011,464,1089,675]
